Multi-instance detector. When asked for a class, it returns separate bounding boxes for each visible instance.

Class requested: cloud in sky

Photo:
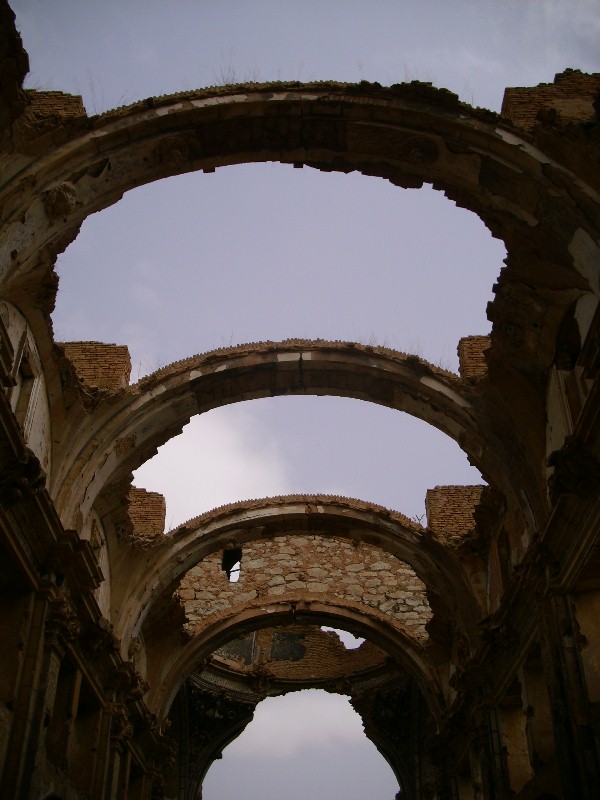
[54,167,505,375]
[230,692,366,758]
[203,691,398,800]
[133,406,292,529]
[132,394,483,527]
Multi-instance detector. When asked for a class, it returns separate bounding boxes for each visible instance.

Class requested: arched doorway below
[202,689,400,800]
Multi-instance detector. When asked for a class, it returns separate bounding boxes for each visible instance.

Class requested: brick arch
[2,81,598,302]
[152,602,441,798]
[113,496,482,668]
[149,600,445,723]
[3,82,597,535]
[53,339,518,533]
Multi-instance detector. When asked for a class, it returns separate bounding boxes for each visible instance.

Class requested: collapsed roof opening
[6,22,599,793]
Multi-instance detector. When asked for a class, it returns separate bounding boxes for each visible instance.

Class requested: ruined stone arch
[150,600,445,722]
[112,495,483,659]
[3,82,598,543]
[115,492,483,792]
[151,599,448,798]
[52,340,479,512]
[2,82,599,301]
[125,506,455,796]
[53,339,530,540]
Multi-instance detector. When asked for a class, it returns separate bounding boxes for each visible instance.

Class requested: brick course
[425,485,484,537]
[128,487,166,536]
[502,69,600,132]
[26,89,85,118]
[61,341,131,390]
[458,336,490,379]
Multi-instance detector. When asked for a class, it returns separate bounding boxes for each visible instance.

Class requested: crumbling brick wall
[214,625,386,681]
[502,69,600,131]
[425,485,484,539]
[180,534,431,641]
[458,336,489,379]
[128,487,166,536]
[25,89,85,118]
[61,341,131,390]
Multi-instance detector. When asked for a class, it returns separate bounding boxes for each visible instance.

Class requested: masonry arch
[132,392,483,526]
[2,84,597,541]
[2,82,598,301]
[2,83,596,544]
[52,164,502,375]
[112,495,483,669]
[51,340,532,535]
[150,601,445,721]
[149,601,445,799]
[1,84,597,414]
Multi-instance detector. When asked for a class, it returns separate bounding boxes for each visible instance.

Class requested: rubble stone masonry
[180,534,432,642]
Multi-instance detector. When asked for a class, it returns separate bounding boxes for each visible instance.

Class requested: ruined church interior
[2,1,600,798]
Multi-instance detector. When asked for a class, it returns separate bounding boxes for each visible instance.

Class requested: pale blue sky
[14,0,600,114]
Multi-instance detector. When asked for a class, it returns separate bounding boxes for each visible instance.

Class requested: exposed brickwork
[458,336,490,379]
[214,625,387,682]
[425,485,484,538]
[180,535,431,642]
[25,89,85,118]
[502,69,600,132]
[128,487,166,537]
[61,341,131,390]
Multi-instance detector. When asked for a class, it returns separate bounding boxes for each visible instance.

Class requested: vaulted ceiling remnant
[1,1,600,796]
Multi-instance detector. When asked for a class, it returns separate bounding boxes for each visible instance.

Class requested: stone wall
[180,534,431,641]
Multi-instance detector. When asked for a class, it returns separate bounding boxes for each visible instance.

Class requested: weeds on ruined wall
[210,50,262,86]
[84,68,135,114]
